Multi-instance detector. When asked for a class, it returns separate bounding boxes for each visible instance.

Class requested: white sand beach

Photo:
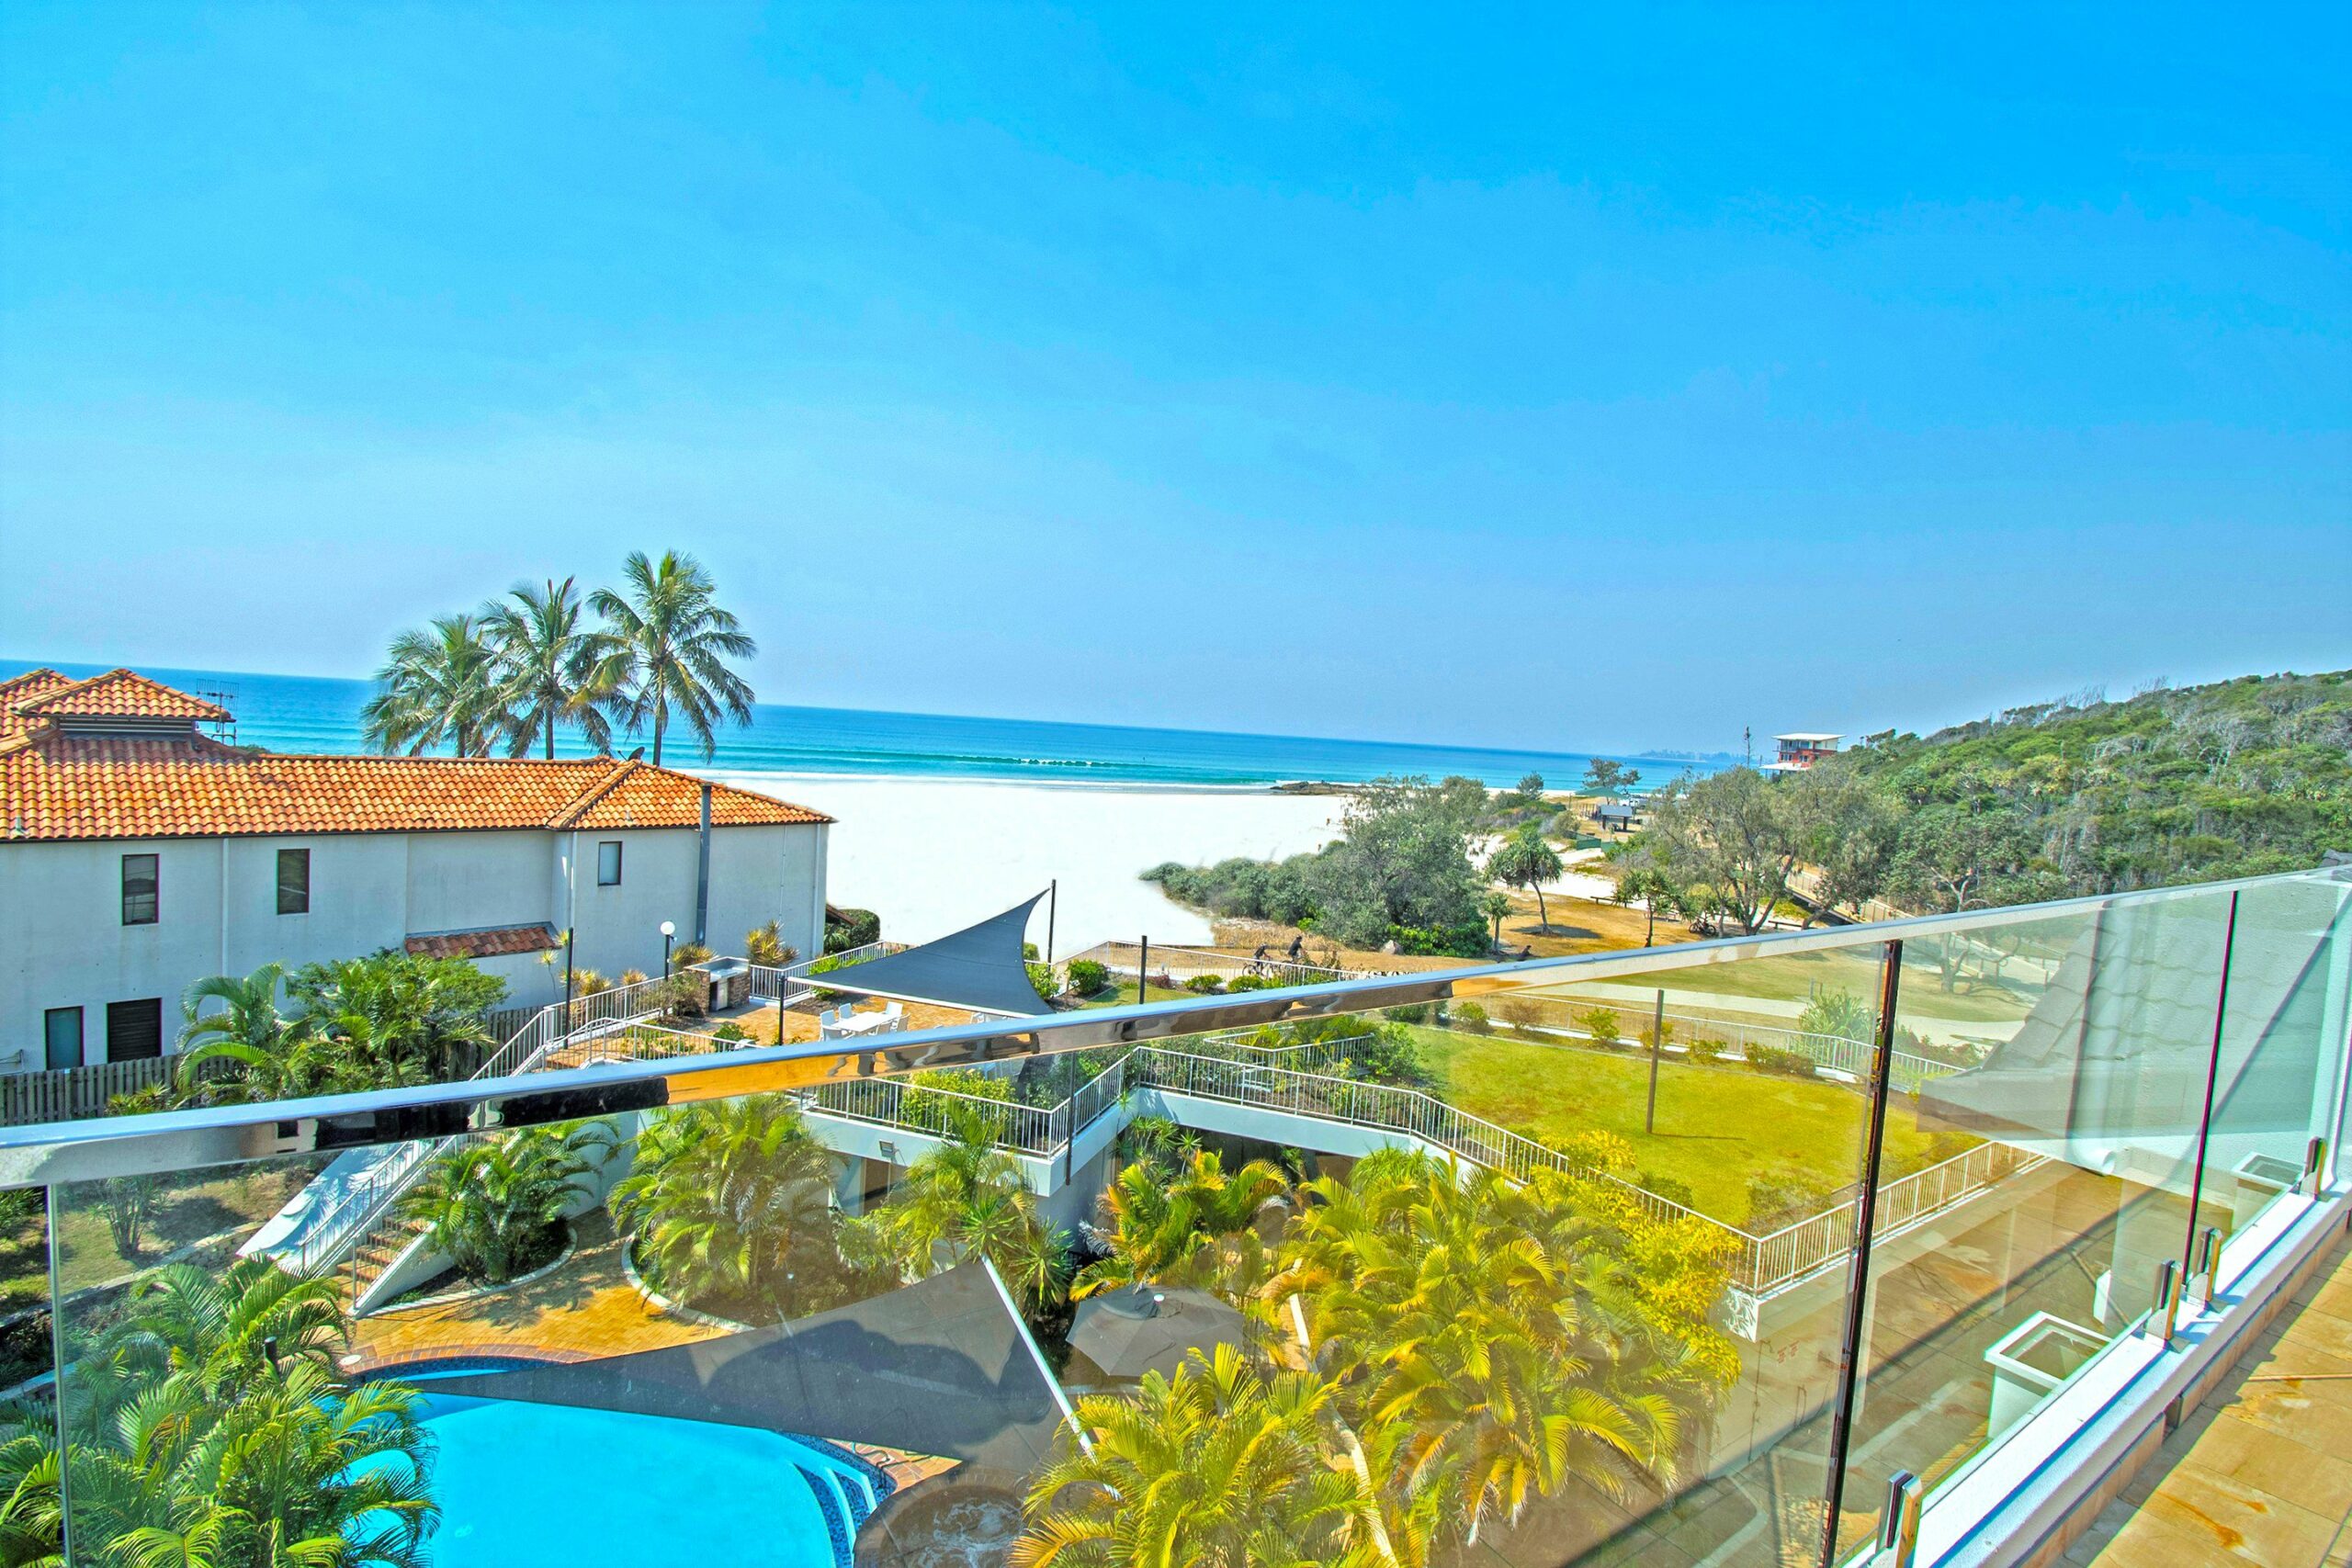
[702,773,1346,950]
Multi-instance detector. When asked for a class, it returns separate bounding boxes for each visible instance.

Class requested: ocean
[0,660,1721,792]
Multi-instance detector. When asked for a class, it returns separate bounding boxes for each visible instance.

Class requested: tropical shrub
[400,1120,615,1285]
[847,1116,1069,1323]
[651,971,707,1021]
[903,1068,1016,1139]
[825,906,881,953]
[1686,1037,1727,1065]
[1381,1002,1430,1025]
[669,941,715,971]
[1281,1148,1737,1549]
[1223,975,1272,993]
[1061,958,1111,996]
[96,1177,158,1259]
[1576,1008,1623,1048]
[1017,1348,1380,1568]
[712,1021,752,1043]
[1797,987,1875,1045]
[1744,1043,1818,1078]
[1449,1000,1489,1034]
[1339,1022,1430,1088]
[1074,1150,1289,1300]
[612,1095,864,1319]
[1182,973,1224,994]
[744,919,798,967]
[12,1258,438,1568]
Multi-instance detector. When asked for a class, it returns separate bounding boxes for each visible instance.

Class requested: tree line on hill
[1617,668,2352,944]
[360,548,757,766]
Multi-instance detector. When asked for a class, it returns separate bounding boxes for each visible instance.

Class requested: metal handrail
[10,865,2338,1189]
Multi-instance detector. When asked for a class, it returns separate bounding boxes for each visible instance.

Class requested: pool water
[401,1390,878,1567]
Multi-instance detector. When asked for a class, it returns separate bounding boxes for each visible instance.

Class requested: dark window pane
[43,1008,83,1072]
[277,847,311,915]
[597,840,623,886]
[105,998,163,1062]
[120,853,158,926]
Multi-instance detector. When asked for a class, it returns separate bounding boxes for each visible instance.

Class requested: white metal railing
[797,1076,1062,1155]
[1738,1141,2047,1296]
[287,1138,437,1276]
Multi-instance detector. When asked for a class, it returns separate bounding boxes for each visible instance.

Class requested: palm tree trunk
[545,706,556,761]
[651,705,664,768]
[1534,886,1550,931]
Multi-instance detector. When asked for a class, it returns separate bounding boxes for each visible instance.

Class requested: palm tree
[589,549,757,766]
[1280,1151,1719,1549]
[360,612,510,756]
[174,964,317,1105]
[854,1111,1069,1314]
[1073,1150,1288,1299]
[482,576,619,759]
[608,1097,845,1316]
[399,1122,614,1285]
[1015,1345,1385,1568]
[21,1258,438,1568]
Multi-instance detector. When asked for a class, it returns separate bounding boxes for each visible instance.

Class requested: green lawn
[1081,981,1199,1008]
[1550,942,2038,1027]
[1412,1027,1962,1228]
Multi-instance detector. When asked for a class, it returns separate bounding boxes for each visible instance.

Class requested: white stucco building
[0,668,831,1071]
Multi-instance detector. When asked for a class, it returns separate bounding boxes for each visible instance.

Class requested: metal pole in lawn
[1645,987,1666,1134]
[1138,935,1149,1004]
[1046,880,1057,965]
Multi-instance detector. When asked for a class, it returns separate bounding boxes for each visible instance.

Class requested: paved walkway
[2067,1232,2352,1567]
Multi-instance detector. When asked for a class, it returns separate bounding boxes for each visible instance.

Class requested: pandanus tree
[609,1096,847,1316]
[1487,826,1565,933]
[1015,1346,1386,1568]
[590,549,757,767]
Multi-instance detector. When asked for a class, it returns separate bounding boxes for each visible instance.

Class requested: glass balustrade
[0,865,2345,1567]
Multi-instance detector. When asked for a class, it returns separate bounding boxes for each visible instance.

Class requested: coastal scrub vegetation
[1147,774,1491,956]
[1616,670,2352,942]
[361,549,759,765]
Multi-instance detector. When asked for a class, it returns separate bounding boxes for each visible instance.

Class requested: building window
[120,853,158,926]
[43,1008,83,1072]
[106,998,164,1063]
[596,840,623,886]
[277,848,311,915]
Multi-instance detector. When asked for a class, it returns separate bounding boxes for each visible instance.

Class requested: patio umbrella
[1068,1284,1249,1381]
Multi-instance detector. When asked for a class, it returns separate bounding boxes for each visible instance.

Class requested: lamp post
[661,919,676,976]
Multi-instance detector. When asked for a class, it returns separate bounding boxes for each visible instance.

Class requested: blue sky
[2,4,2346,754]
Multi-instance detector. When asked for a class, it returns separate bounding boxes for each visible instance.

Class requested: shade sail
[422,1263,1067,1473]
[820,893,1051,1019]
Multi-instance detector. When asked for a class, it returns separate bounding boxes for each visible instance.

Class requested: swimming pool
[378,1363,888,1568]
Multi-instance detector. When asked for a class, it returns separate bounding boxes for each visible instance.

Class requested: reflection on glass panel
[1829,888,2242,1562]
[2194,875,2352,1269]
[1474,945,1886,1566]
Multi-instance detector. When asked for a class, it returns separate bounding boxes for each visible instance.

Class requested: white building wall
[2,820,829,1068]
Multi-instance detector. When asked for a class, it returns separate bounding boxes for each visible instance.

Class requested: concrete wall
[0,820,829,1068]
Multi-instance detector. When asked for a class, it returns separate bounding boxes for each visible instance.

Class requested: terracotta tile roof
[0,670,73,748]
[0,732,831,842]
[406,923,562,960]
[11,668,231,723]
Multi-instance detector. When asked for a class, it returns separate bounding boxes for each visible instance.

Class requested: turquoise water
[0,660,1725,789]
[404,1391,868,1568]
